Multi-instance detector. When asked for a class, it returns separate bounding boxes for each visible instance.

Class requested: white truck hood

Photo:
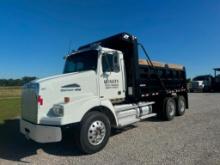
[22,70,98,124]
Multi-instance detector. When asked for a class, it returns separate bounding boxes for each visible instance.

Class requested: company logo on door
[104,79,119,89]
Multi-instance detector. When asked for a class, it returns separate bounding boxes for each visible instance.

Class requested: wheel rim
[179,100,185,113]
[168,101,175,116]
[88,120,106,145]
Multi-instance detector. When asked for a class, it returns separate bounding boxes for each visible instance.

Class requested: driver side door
[99,51,125,101]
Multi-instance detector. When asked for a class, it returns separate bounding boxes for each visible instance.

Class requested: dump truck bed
[138,59,186,95]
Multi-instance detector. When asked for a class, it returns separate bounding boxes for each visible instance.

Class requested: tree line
[0,77,37,86]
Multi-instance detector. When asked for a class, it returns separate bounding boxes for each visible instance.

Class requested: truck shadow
[0,119,82,163]
[144,116,164,122]
[0,119,138,163]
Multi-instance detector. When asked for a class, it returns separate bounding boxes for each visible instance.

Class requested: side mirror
[102,53,111,73]
[63,55,68,60]
[113,53,120,72]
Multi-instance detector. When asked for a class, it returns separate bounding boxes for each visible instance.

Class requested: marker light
[64,97,70,103]
[123,34,130,40]
[37,96,43,105]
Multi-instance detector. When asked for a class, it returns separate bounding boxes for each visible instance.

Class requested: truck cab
[213,68,220,91]
[20,33,188,154]
[64,47,126,101]
[20,46,125,139]
[190,75,213,92]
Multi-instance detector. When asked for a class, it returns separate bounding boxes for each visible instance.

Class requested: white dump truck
[20,33,188,154]
[190,75,213,92]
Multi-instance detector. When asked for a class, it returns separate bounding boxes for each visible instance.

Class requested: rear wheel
[176,96,186,116]
[163,97,176,121]
[78,111,111,154]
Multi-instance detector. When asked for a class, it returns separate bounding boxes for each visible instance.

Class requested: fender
[61,95,100,125]
[100,99,118,126]
[60,95,118,126]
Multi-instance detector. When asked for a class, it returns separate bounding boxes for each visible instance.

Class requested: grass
[0,87,21,124]
[0,98,21,124]
[0,86,21,98]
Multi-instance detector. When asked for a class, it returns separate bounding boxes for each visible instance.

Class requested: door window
[102,54,120,73]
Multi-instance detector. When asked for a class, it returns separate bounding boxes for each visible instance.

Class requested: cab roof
[214,68,220,71]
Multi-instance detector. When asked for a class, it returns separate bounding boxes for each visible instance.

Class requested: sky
[0,0,220,79]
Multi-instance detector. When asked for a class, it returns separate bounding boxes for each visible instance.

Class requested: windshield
[216,75,220,83]
[63,50,98,73]
[193,76,210,81]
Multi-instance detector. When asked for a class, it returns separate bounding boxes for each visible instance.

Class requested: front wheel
[79,111,111,154]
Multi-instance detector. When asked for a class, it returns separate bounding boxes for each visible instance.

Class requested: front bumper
[191,86,204,91]
[20,119,62,143]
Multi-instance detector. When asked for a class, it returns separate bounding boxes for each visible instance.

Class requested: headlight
[52,104,64,117]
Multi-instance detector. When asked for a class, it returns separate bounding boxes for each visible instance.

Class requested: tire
[176,96,186,116]
[78,111,111,154]
[163,97,176,121]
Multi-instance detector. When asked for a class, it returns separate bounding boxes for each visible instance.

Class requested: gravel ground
[0,93,220,165]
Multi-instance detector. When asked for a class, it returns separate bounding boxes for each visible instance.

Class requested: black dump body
[139,61,187,93]
[79,33,188,107]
